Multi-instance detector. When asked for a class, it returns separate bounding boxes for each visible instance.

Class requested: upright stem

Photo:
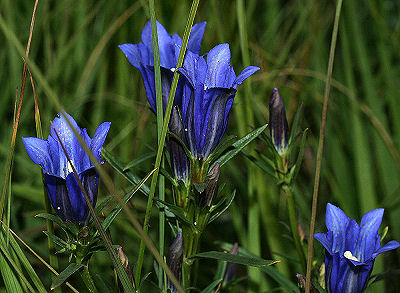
[80,266,98,293]
[283,185,306,272]
[182,224,201,290]
[305,0,343,291]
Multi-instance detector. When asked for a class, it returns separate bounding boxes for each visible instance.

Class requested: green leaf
[35,213,71,235]
[200,278,223,293]
[0,252,24,293]
[51,263,84,289]
[288,102,303,145]
[290,128,309,182]
[207,135,238,164]
[217,124,267,167]
[241,149,276,177]
[153,198,192,226]
[190,251,278,267]
[123,152,156,171]
[209,190,236,224]
[102,168,156,230]
[42,231,68,248]
[218,242,300,293]
[102,148,150,196]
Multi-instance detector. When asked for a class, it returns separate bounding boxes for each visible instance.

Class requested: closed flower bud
[269,88,289,155]
[169,106,190,183]
[201,162,220,208]
[166,232,183,293]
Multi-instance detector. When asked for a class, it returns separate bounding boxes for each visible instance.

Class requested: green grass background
[0,0,399,292]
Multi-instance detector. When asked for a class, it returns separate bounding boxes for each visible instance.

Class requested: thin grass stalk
[0,219,79,293]
[305,0,343,292]
[0,0,38,221]
[50,122,135,292]
[135,0,201,284]
[29,69,60,287]
[0,19,184,291]
[146,0,166,287]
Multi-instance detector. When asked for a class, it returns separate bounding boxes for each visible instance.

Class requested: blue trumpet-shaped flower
[118,20,206,113]
[23,112,111,224]
[178,43,260,159]
[315,203,400,293]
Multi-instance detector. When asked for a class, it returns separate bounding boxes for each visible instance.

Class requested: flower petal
[66,173,87,223]
[118,43,150,68]
[22,137,53,174]
[187,22,206,55]
[372,240,400,258]
[204,43,231,88]
[233,66,260,88]
[90,121,111,163]
[314,232,333,254]
[355,208,384,261]
[325,203,351,254]
[44,174,75,223]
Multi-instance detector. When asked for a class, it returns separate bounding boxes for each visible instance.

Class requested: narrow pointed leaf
[209,190,236,223]
[217,124,267,167]
[51,263,84,289]
[200,278,223,293]
[288,102,303,145]
[190,251,278,267]
[123,152,156,171]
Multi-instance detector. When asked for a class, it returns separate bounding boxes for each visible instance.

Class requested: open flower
[178,43,259,160]
[314,203,400,293]
[118,20,206,113]
[22,112,111,224]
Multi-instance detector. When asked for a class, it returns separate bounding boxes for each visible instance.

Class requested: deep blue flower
[178,43,260,159]
[269,88,289,155]
[315,203,400,293]
[22,112,111,224]
[118,20,206,113]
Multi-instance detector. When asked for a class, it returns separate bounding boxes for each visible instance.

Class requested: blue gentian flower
[22,112,111,224]
[269,88,289,155]
[315,203,400,293]
[178,43,260,160]
[118,20,206,113]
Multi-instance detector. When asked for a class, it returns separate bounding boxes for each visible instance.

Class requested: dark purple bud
[223,242,239,284]
[201,162,220,207]
[296,274,318,293]
[269,88,289,155]
[169,106,190,182]
[166,232,183,293]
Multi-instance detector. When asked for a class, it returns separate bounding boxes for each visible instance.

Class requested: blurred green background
[1,0,399,292]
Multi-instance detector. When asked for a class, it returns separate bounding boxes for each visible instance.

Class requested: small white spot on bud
[57,207,61,210]
[171,67,176,72]
[204,85,208,91]
[184,128,188,132]
[194,221,197,226]
[344,251,360,262]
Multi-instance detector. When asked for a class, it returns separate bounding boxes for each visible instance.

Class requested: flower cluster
[23,112,110,224]
[315,203,400,293]
[119,21,259,184]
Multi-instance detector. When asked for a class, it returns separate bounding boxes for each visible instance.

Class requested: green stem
[182,224,201,291]
[158,159,165,289]
[134,0,200,284]
[80,266,98,293]
[283,185,306,272]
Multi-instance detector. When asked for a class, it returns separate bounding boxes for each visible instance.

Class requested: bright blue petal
[325,203,351,253]
[81,168,99,223]
[90,121,111,163]
[22,137,54,174]
[344,219,359,254]
[355,208,384,261]
[66,173,87,223]
[187,22,206,55]
[315,232,333,254]
[44,174,76,223]
[233,66,260,88]
[141,20,175,68]
[118,43,148,68]
[372,240,400,258]
[204,43,231,88]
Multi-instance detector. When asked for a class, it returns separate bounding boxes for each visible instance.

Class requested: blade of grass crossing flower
[30,68,60,285]
[51,123,135,292]
[135,0,200,285]
[147,0,166,286]
[0,12,183,293]
[305,0,343,292]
